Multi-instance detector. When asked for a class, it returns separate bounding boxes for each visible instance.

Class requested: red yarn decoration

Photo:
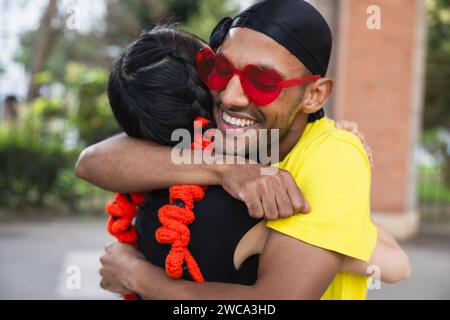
[154,116,212,282]
[105,192,144,300]
[104,116,213,299]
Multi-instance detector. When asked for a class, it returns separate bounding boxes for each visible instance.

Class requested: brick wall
[323,0,426,238]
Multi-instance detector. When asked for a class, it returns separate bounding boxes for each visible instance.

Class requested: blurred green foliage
[419,164,450,203]
[65,63,119,145]
[0,62,117,213]
[420,0,450,201]
[2,0,238,214]
[425,0,450,129]
[0,123,67,209]
[0,84,111,213]
[14,0,237,84]
[421,128,450,188]
[182,0,237,41]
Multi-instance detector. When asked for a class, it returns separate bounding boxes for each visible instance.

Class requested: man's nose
[219,74,250,108]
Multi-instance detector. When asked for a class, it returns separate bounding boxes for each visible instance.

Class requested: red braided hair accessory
[104,116,213,298]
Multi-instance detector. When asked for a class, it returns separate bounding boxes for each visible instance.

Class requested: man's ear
[302,78,333,114]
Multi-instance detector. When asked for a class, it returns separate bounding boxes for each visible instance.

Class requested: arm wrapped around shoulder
[266,132,377,262]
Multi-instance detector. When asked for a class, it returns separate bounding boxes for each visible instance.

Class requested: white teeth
[222,112,255,127]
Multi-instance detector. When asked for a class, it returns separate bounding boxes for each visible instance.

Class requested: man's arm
[75,133,221,193]
[127,230,343,300]
[76,133,310,219]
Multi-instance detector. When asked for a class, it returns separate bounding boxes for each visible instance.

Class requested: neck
[277,112,309,161]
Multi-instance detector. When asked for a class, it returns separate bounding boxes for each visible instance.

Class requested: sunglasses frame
[196,47,321,106]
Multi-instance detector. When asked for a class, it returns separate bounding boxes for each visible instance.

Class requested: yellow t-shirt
[266,116,377,300]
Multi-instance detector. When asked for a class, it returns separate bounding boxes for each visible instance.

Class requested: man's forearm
[75,133,224,193]
[139,276,257,300]
[129,259,328,300]
[131,261,261,300]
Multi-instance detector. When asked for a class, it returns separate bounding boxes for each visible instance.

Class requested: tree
[423,0,450,187]
[26,0,59,101]
[15,0,216,85]
[182,0,238,41]
[424,0,450,129]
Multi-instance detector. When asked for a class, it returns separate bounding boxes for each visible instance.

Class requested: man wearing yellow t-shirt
[268,116,377,299]
[77,0,410,300]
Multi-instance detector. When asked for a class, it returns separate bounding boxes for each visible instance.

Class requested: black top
[135,185,262,285]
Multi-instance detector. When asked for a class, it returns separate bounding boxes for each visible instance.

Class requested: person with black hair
[107,25,213,146]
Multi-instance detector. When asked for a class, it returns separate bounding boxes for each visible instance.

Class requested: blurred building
[313,0,426,238]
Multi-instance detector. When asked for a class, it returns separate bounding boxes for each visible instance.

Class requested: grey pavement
[0,218,118,299]
[367,231,450,300]
[0,218,449,300]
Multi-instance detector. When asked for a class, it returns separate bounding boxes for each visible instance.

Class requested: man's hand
[336,120,373,169]
[219,162,311,220]
[99,242,147,295]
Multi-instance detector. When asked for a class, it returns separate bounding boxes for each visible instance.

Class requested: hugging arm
[130,229,343,300]
[75,133,310,219]
[75,133,221,193]
[340,224,411,283]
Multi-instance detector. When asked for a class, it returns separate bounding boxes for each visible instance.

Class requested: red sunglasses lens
[197,49,234,91]
[196,48,285,106]
[196,49,215,86]
[242,65,282,106]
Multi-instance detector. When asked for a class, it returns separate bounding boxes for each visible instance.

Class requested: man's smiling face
[211,27,311,156]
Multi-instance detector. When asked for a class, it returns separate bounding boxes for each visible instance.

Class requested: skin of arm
[100,230,344,300]
[340,224,411,283]
[75,133,222,193]
[75,133,310,219]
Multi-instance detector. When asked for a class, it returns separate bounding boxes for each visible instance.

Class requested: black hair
[107,25,213,146]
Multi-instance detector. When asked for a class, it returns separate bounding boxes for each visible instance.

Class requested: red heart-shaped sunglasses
[196,47,321,106]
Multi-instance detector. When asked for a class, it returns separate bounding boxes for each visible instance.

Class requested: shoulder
[300,126,371,177]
